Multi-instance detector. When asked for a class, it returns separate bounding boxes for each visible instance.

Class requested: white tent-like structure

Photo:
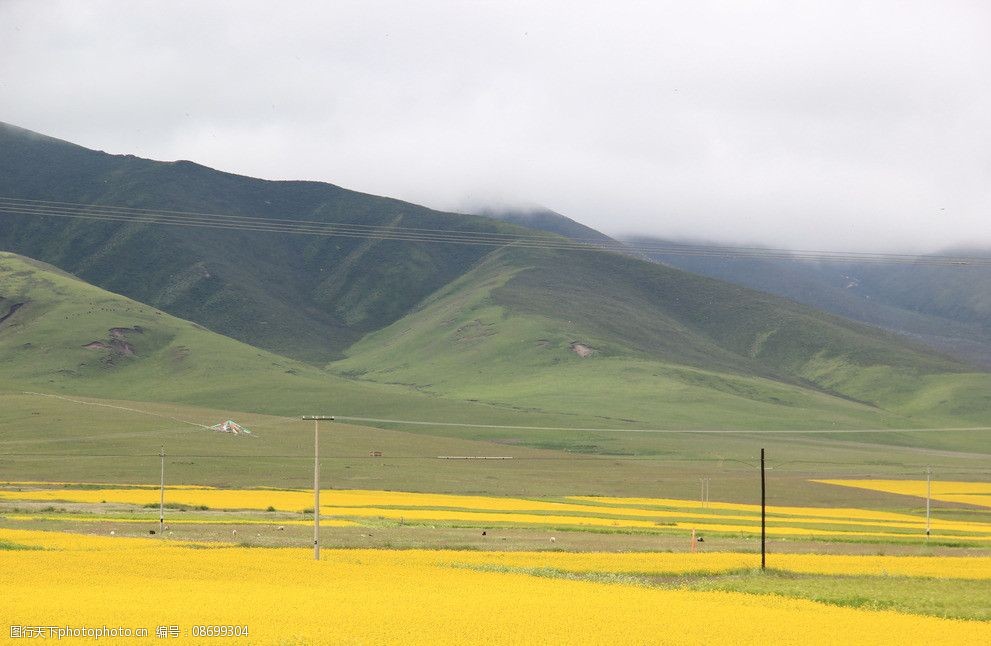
[209,420,252,435]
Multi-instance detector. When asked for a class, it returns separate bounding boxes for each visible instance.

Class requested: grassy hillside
[3,248,989,468]
[0,250,987,508]
[2,123,989,444]
[628,236,991,369]
[333,246,991,431]
[0,251,592,426]
[0,122,539,363]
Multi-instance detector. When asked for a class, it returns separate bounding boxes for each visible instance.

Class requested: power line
[330,415,991,435]
[18,391,990,439]
[1,196,988,267]
[0,453,987,474]
[0,196,566,239]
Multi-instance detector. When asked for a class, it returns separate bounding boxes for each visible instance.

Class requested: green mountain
[0,259,984,508]
[333,245,991,431]
[626,236,991,369]
[2,122,989,440]
[0,122,531,363]
[0,251,609,428]
[0,252,419,414]
[3,247,988,467]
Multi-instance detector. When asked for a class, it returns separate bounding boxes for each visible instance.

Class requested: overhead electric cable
[330,415,991,435]
[1,196,988,266]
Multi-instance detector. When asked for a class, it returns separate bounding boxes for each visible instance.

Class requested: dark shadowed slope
[0,122,540,362]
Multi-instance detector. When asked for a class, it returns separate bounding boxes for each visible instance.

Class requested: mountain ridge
[2,122,989,434]
[625,235,991,369]
[0,121,541,362]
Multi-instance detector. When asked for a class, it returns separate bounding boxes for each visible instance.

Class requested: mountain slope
[627,236,991,368]
[0,251,586,425]
[333,246,991,429]
[3,249,988,469]
[0,122,537,363]
[477,206,622,246]
[3,123,989,436]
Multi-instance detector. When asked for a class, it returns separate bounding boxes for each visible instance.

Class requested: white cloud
[1,0,988,252]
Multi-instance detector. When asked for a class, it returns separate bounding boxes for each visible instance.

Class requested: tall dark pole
[760,448,766,570]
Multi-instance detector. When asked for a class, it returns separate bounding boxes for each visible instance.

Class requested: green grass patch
[670,569,991,621]
[453,563,991,620]
[0,539,42,551]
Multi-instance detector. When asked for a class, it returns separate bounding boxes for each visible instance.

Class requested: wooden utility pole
[303,416,334,560]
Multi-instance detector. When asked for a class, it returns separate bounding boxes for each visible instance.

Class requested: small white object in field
[232,530,237,536]
[277,526,285,531]
[550,536,556,543]
[109,530,115,536]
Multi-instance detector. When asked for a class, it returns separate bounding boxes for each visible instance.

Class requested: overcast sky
[1,1,988,252]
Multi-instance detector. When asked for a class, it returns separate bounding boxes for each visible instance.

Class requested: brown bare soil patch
[570,342,594,358]
[83,327,141,356]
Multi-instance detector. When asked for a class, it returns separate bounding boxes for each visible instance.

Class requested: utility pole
[925,466,932,538]
[700,476,711,509]
[303,416,334,560]
[159,445,165,536]
[760,448,766,570]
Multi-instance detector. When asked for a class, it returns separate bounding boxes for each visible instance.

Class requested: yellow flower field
[668,521,991,541]
[2,513,356,528]
[815,480,991,509]
[568,495,950,523]
[1,528,988,645]
[3,483,991,541]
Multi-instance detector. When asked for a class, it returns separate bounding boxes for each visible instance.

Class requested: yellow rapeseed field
[669,521,991,541]
[568,495,951,524]
[3,483,991,541]
[2,513,356,527]
[1,528,988,645]
[815,480,991,509]
[0,486,312,511]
